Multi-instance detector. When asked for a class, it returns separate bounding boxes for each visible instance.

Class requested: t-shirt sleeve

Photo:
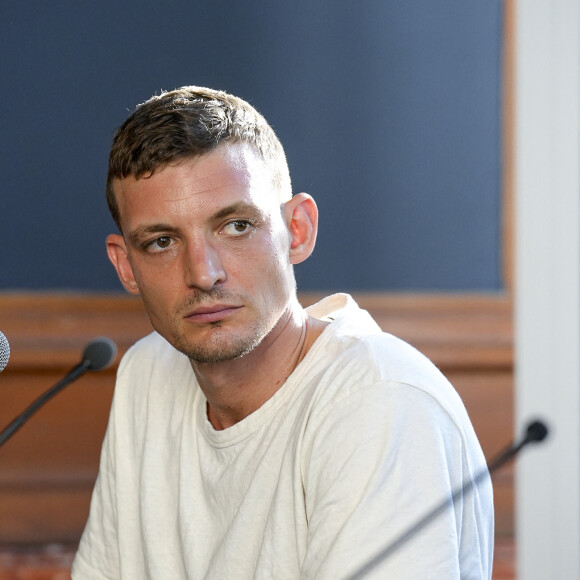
[71,413,121,579]
[299,380,494,580]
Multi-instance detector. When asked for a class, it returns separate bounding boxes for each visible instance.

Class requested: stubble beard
[172,320,268,364]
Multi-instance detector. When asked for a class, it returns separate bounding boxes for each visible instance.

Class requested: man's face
[107,143,298,364]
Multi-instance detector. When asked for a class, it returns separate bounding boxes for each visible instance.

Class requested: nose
[183,237,226,290]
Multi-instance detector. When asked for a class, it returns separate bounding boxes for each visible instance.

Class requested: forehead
[113,143,279,230]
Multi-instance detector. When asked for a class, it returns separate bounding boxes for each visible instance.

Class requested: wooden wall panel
[0,293,513,542]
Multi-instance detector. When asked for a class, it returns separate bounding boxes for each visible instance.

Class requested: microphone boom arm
[345,419,549,579]
[0,360,90,447]
[0,337,116,449]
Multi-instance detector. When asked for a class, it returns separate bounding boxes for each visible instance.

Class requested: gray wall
[1,1,502,292]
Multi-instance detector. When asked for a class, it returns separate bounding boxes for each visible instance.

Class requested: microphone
[81,337,118,371]
[0,337,117,448]
[486,419,548,472]
[345,419,549,579]
[0,331,10,372]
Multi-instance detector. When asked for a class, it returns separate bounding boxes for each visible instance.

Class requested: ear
[283,193,318,265]
[106,234,141,295]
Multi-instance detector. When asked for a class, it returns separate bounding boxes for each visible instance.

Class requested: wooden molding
[0,292,513,541]
[0,291,512,371]
[502,0,516,293]
[301,292,512,371]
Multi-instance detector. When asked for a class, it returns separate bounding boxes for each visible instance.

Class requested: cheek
[270,230,294,276]
[130,248,181,287]
[256,235,295,297]
[224,238,287,299]
[130,262,177,317]
[252,233,289,277]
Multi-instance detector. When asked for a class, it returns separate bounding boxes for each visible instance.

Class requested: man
[72,86,493,579]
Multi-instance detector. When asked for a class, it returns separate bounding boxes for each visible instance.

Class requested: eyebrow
[211,201,267,221]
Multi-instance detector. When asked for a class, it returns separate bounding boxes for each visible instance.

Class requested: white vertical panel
[515,0,580,578]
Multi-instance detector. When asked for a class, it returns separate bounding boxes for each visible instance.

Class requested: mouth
[183,304,242,324]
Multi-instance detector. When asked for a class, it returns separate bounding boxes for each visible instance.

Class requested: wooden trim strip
[502,0,516,293]
[0,292,512,372]
[0,291,514,540]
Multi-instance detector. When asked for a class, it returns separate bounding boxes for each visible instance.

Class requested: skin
[106,142,328,429]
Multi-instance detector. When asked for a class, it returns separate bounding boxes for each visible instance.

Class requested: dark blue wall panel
[0,0,502,292]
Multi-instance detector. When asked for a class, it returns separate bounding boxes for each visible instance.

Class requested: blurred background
[4,1,566,579]
[0,0,503,293]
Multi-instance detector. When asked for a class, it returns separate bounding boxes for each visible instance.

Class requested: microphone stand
[0,337,116,449]
[345,420,549,579]
[0,360,91,448]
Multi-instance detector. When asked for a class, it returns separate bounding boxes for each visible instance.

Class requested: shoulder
[361,332,463,413]
[310,330,462,421]
[306,293,447,390]
[305,294,469,429]
[301,300,482,464]
[302,331,487,484]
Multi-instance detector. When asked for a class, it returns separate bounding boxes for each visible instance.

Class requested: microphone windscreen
[82,337,117,371]
[0,331,10,372]
[526,420,549,443]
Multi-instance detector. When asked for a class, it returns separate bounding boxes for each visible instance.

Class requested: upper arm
[300,381,492,580]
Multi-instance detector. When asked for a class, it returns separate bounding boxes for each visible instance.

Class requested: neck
[191,301,327,430]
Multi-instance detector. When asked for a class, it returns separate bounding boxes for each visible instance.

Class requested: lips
[183,304,242,324]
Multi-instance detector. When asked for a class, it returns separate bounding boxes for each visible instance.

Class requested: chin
[170,327,267,364]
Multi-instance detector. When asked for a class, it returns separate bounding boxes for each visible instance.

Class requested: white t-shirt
[72,294,494,579]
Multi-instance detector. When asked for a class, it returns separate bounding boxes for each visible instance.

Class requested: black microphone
[0,331,10,373]
[0,337,117,448]
[345,419,549,579]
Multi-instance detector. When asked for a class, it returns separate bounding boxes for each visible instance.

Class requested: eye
[145,236,173,252]
[223,220,252,236]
